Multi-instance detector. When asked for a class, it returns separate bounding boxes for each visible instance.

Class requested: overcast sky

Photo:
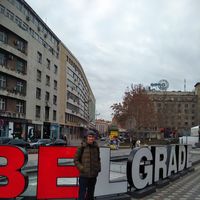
[26,0,200,120]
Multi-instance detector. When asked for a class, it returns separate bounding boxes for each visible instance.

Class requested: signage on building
[150,79,169,91]
[0,145,192,199]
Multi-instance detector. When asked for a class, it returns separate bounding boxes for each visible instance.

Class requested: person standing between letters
[74,130,101,200]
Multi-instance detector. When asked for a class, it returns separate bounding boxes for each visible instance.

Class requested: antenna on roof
[184,79,186,91]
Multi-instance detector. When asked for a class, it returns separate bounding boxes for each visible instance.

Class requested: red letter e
[37,146,79,199]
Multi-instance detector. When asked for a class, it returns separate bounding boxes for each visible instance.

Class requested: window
[35,105,40,118]
[0,98,6,110]
[46,59,50,69]
[45,91,50,101]
[54,65,58,74]
[16,101,23,113]
[46,75,50,86]
[45,106,49,121]
[14,40,25,52]
[15,16,22,27]
[22,22,28,31]
[6,9,14,21]
[29,28,34,38]
[53,95,57,105]
[0,75,6,88]
[54,80,57,90]
[0,31,7,43]
[37,70,41,82]
[37,51,42,63]
[68,68,74,77]
[0,5,5,14]
[53,110,56,121]
[0,52,6,65]
[15,0,22,10]
[16,60,25,73]
[16,81,23,92]
[36,88,41,99]
[35,32,39,40]
[185,121,188,126]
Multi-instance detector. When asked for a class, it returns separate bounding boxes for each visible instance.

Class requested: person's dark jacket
[74,141,101,177]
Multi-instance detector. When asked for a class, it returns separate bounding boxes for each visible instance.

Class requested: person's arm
[74,147,84,172]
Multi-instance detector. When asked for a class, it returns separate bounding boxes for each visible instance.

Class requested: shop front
[27,121,43,141]
[0,116,27,139]
[50,124,60,139]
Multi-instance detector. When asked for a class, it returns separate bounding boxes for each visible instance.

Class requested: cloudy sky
[26,0,200,120]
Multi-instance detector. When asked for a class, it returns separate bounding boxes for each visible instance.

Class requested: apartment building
[148,83,200,136]
[0,0,95,140]
[95,119,110,136]
[59,43,96,140]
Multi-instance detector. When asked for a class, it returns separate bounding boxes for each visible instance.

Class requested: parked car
[30,139,52,149]
[100,136,107,141]
[7,139,31,149]
[46,139,67,146]
[0,137,12,144]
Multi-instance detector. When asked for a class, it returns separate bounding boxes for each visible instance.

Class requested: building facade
[95,119,110,136]
[59,43,96,140]
[148,83,200,136]
[0,0,95,140]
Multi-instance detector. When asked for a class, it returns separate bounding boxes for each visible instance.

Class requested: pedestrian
[63,134,68,145]
[135,140,141,147]
[130,136,135,149]
[74,130,101,200]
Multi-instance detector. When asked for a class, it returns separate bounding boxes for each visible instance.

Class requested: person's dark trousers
[78,177,97,200]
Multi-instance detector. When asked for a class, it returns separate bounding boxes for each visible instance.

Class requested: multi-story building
[148,83,200,136]
[59,43,96,140]
[95,119,110,136]
[0,0,95,140]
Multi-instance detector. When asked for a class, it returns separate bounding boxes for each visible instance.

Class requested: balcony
[0,63,27,81]
[0,42,27,60]
[0,87,26,100]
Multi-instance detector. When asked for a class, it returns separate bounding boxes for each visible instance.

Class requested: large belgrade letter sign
[0,146,79,199]
[127,145,192,189]
[37,146,79,199]
[0,144,192,198]
[0,146,28,199]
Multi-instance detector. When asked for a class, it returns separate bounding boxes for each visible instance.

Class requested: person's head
[85,130,96,144]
